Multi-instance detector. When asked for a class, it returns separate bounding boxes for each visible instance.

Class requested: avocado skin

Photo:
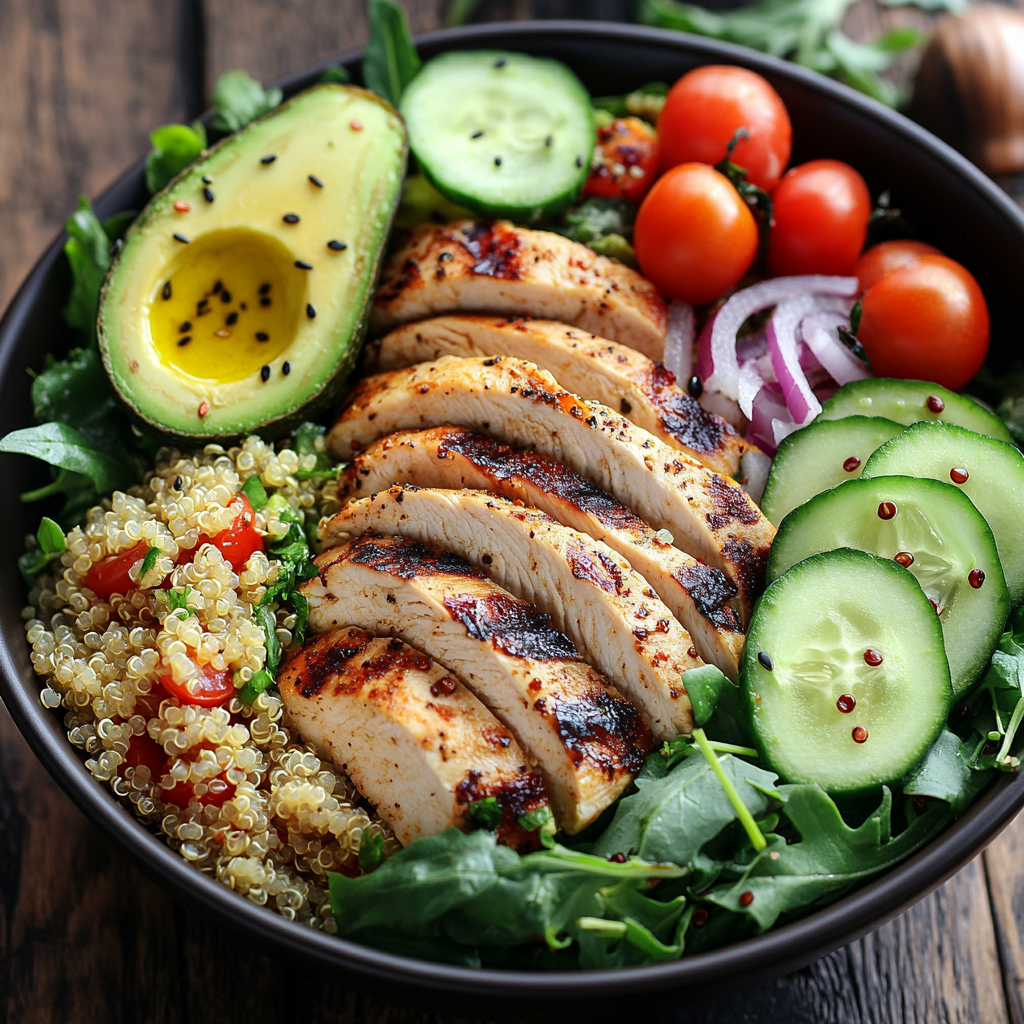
[98,85,408,443]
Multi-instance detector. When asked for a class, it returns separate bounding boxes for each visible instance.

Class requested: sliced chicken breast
[339,427,744,680]
[279,627,549,850]
[369,220,667,359]
[326,356,775,616]
[301,535,651,832]
[321,487,700,740]
[365,315,749,477]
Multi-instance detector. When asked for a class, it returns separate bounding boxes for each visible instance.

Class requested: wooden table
[1,2,1023,1020]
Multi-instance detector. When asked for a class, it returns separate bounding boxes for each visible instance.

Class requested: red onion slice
[704,276,858,399]
[767,294,827,426]
[662,301,695,381]
[802,311,870,386]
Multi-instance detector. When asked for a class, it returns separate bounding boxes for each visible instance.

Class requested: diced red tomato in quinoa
[83,541,150,600]
[198,494,263,572]
[158,662,236,707]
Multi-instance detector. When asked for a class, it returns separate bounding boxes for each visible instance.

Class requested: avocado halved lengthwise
[98,84,408,440]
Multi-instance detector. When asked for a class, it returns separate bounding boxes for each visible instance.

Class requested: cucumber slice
[761,416,903,525]
[768,476,1009,696]
[400,51,593,222]
[863,422,1024,606]
[819,378,1013,444]
[743,548,952,794]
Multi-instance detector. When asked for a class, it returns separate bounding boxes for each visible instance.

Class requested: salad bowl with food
[2,12,1024,1014]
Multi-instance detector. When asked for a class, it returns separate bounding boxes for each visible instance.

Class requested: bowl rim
[2,18,1023,1003]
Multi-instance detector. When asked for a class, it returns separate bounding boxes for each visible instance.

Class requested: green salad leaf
[363,0,422,107]
[318,64,352,84]
[18,516,66,586]
[209,70,282,133]
[63,197,111,340]
[556,197,638,267]
[145,122,207,193]
[592,82,668,123]
[0,422,126,494]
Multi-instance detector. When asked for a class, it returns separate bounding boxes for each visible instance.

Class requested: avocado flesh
[99,85,407,439]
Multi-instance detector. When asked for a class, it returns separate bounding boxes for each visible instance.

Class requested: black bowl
[2,20,1023,1020]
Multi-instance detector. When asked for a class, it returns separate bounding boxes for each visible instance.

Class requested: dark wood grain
[0,0,1021,1021]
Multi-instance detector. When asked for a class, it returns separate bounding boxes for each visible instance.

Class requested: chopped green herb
[137,546,161,583]
[18,516,67,585]
[239,474,268,510]
[256,605,281,675]
[358,829,386,872]
[518,805,555,833]
[239,668,275,704]
[467,797,503,831]
[290,591,309,648]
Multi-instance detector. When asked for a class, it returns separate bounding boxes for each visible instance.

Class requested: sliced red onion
[767,294,826,427]
[802,311,870,386]
[704,276,858,399]
[695,311,717,382]
[738,360,767,420]
[747,382,790,455]
[740,449,772,504]
[662,301,695,381]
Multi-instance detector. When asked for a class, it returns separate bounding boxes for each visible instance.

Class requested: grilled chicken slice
[326,356,775,616]
[339,428,744,680]
[369,220,667,359]
[279,627,549,850]
[301,535,651,832]
[365,315,749,478]
[322,487,701,740]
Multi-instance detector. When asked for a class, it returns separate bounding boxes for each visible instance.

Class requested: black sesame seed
[161,281,172,300]
[327,240,347,251]
[258,283,271,295]
[221,290,232,303]
[283,213,300,224]
[260,365,271,382]
[260,297,272,307]
[213,280,223,294]
[226,311,238,326]
[177,336,191,347]
[203,187,214,203]
[545,135,553,147]
[282,361,291,376]
[202,175,213,185]
[173,232,189,244]
[687,375,703,398]
[294,260,313,270]
[575,155,583,168]
[757,651,774,671]
[494,156,502,167]
[260,154,277,165]
[179,321,192,333]
[494,58,507,68]
[256,332,269,342]
[173,475,184,490]
[471,130,484,139]
[306,303,316,319]
[197,299,209,312]
[308,174,323,188]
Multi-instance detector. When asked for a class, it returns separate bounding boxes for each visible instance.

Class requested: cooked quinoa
[23,435,399,929]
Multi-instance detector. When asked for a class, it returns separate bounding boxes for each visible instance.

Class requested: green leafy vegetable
[256,605,281,675]
[101,210,137,243]
[137,545,161,582]
[592,82,668,123]
[238,668,274,704]
[902,729,981,813]
[467,797,503,830]
[209,70,282,133]
[519,805,555,833]
[637,0,936,106]
[319,64,352,84]
[556,197,638,267]
[359,830,386,872]
[292,422,342,481]
[18,517,66,586]
[239,474,268,510]
[362,0,422,107]
[145,122,207,193]
[0,423,126,494]
[63,197,111,341]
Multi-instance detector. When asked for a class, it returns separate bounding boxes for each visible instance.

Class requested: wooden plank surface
[0,1,1021,1021]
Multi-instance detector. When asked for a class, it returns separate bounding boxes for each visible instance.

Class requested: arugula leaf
[239,474,268,511]
[363,0,422,107]
[1,423,126,493]
[593,751,776,868]
[683,665,732,727]
[145,122,207,193]
[209,70,282,133]
[902,729,981,813]
[31,348,123,451]
[705,785,953,931]
[63,197,111,341]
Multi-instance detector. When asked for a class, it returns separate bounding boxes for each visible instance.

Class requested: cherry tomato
[201,494,263,572]
[634,162,758,305]
[83,541,150,601]
[163,772,235,809]
[657,66,792,192]
[768,160,872,277]
[854,240,943,292]
[123,733,167,777]
[585,116,659,202]
[158,661,236,707]
[858,255,990,390]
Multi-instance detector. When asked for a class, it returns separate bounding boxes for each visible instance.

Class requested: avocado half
[99,85,407,440]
